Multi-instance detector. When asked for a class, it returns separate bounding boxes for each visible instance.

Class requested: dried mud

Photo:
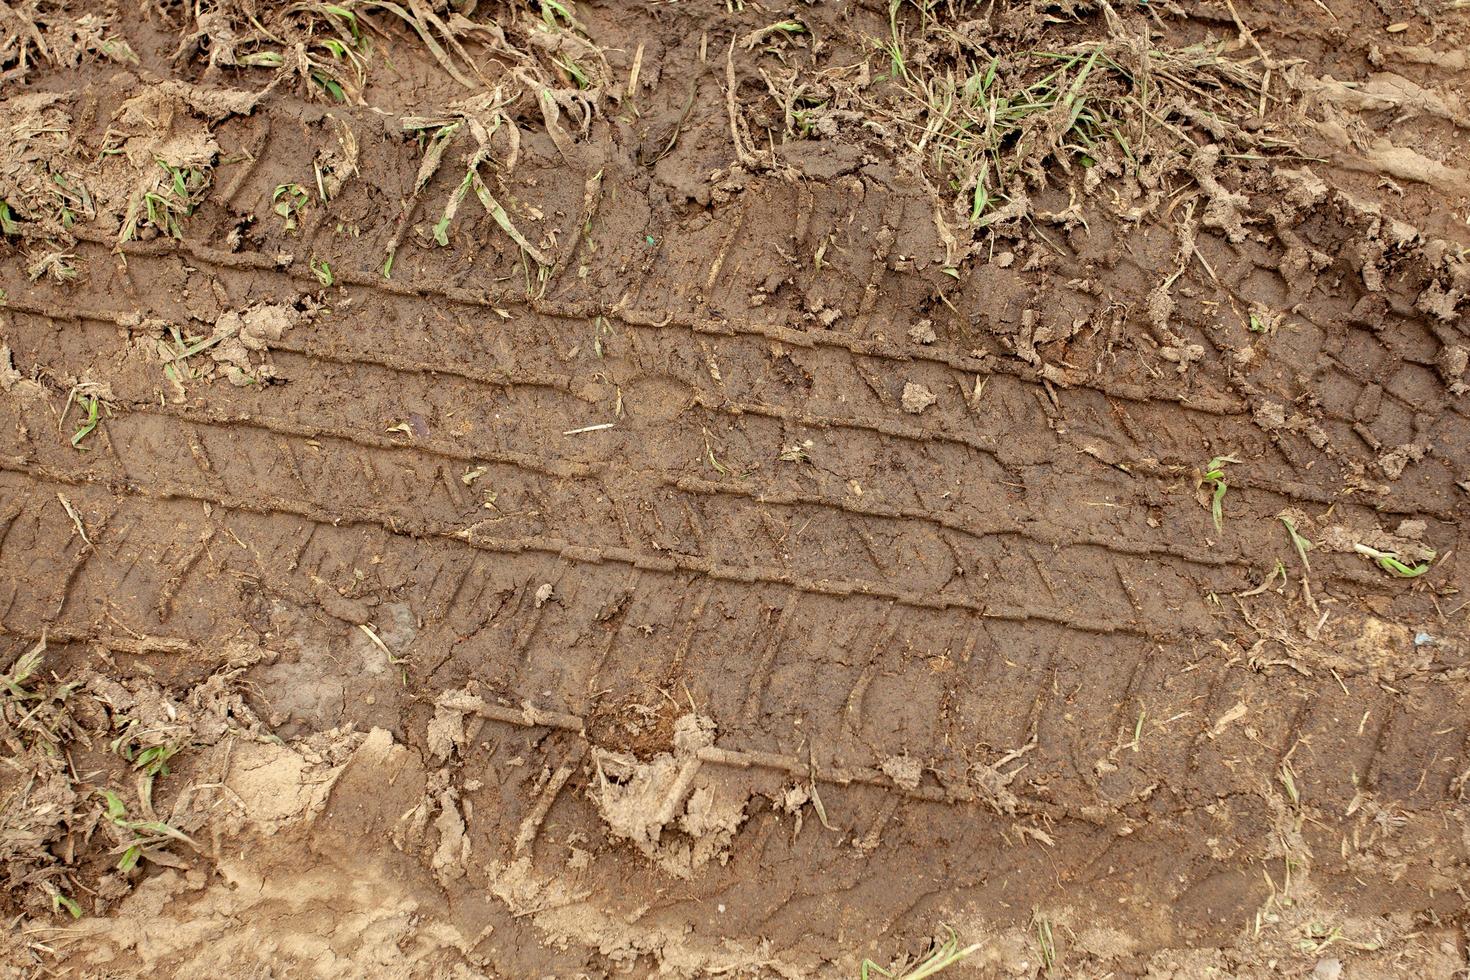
[1,0,1468,977]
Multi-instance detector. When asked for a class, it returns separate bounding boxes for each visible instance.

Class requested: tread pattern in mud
[2,17,1468,970]
[4,237,1465,816]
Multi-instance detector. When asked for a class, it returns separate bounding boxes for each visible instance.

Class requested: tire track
[7,288,1454,522]
[0,464,1160,639]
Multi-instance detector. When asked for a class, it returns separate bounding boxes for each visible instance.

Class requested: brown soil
[1,0,1468,976]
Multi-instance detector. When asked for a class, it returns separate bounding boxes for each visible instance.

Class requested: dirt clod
[901,382,937,413]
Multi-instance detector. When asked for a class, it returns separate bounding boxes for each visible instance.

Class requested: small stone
[902,382,937,414]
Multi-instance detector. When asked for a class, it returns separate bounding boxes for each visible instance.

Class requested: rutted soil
[1,0,1468,976]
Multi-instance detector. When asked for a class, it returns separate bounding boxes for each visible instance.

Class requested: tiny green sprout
[1278,514,1313,571]
[970,178,989,222]
[592,315,613,357]
[239,50,285,68]
[272,183,309,232]
[746,18,805,47]
[101,789,127,822]
[312,71,347,103]
[0,642,42,699]
[701,427,729,476]
[1199,454,1239,531]
[1279,759,1300,806]
[1036,915,1057,971]
[131,743,180,778]
[538,0,576,29]
[1353,543,1433,578]
[1248,312,1266,332]
[118,844,143,873]
[51,892,83,918]
[319,3,360,35]
[431,206,454,246]
[554,55,591,88]
[705,444,727,475]
[0,201,19,236]
[99,37,139,64]
[99,788,198,872]
[310,256,334,287]
[861,925,982,980]
[1302,922,1343,955]
[70,394,100,449]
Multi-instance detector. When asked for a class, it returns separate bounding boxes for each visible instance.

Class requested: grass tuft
[865,2,1278,229]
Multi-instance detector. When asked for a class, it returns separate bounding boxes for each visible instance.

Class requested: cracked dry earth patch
[1,0,1468,976]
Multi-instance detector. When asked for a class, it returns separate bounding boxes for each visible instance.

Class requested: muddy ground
[1,0,1468,976]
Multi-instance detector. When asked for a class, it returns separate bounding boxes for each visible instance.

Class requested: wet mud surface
[1,0,1468,975]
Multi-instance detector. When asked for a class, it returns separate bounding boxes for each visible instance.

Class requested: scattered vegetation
[1353,543,1433,578]
[70,394,99,447]
[49,172,93,229]
[1,635,266,925]
[99,789,196,873]
[272,183,310,231]
[0,639,45,701]
[860,925,981,979]
[119,160,210,242]
[65,388,102,449]
[389,93,555,280]
[859,0,1283,233]
[27,249,79,283]
[169,0,571,104]
[299,3,369,103]
[1035,913,1058,972]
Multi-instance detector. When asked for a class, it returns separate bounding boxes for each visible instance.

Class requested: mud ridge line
[7,297,1446,519]
[127,404,1265,579]
[4,393,1390,594]
[70,232,1250,416]
[667,475,1251,574]
[0,391,1260,591]
[1,461,1169,640]
[121,403,1288,579]
[0,624,194,656]
[439,692,1057,815]
[136,400,599,481]
[4,479,1267,792]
